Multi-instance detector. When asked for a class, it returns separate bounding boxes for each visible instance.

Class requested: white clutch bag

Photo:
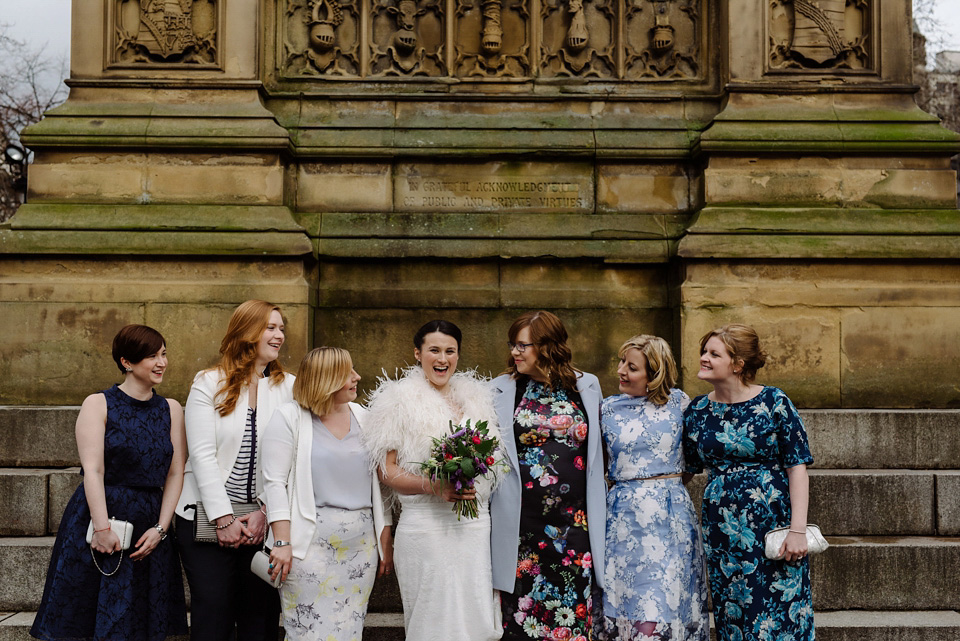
[250,547,282,588]
[763,524,828,560]
[86,517,134,550]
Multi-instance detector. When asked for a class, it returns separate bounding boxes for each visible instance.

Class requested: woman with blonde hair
[490,310,606,641]
[262,347,393,641]
[601,335,708,640]
[682,324,814,641]
[175,300,295,641]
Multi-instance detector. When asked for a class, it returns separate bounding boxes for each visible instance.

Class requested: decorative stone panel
[111,0,220,66]
[277,0,703,81]
[768,0,873,72]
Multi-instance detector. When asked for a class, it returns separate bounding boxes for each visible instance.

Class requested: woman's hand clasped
[239,508,267,546]
[215,514,254,548]
[779,530,809,563]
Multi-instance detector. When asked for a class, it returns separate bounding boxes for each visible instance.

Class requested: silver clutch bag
[86,517,133,550]
[250,547,282,588]
[763,524,829,560]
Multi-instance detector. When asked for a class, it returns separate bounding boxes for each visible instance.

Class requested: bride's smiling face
[415,331,460,390]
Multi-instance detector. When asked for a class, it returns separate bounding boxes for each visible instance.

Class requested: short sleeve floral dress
[601,389,708,640]
[682,386,814,641]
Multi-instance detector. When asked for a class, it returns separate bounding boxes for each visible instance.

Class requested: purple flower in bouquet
[419,419,500,519]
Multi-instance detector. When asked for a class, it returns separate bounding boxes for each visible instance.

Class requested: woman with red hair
[489,311,606,641]
[175,300,295,641]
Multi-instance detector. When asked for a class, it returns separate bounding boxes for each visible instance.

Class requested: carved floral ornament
[112,0,218,65]
[769,0,872,71]
[280,0,702,79]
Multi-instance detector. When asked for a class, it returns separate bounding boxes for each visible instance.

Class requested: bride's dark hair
[413,320,463,352]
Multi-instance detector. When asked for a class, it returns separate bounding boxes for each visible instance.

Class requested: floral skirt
[279,506,377,641]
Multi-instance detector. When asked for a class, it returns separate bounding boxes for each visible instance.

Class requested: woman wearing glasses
[490,311,606,641]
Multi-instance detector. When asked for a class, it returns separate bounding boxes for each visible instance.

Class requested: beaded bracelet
[215,515,237,530]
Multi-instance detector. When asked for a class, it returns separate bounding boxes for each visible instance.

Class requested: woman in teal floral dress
[490,311,606,641]
[682,324,815,641]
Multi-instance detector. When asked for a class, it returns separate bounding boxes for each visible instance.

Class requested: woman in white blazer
[489,310,606,641]
[174,300,295,641]
[262,347,393,641]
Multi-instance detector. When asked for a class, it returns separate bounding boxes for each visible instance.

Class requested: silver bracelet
[788,528,806,535]
[215,515,236,530]
[154,524,167,540]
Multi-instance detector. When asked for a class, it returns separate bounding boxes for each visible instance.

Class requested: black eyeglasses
[508,341,535,353]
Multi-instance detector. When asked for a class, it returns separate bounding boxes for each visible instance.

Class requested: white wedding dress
[363,366,503,641]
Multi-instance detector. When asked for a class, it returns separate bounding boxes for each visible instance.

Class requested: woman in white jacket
[262,347,393,641]
[174,300,294,641]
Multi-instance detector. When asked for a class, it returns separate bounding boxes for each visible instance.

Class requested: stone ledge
[802,410,960,469]
[0,408,79,467]
[811,536,960,610]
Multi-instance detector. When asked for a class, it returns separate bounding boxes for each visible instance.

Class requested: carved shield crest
[791,0,846,64]
[138,0,197,59]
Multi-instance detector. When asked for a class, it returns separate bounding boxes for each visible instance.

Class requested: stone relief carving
[275,0,705,80]
[453,0,530,77]
[769,0,871,70]
[370,0,446,75]
[540,0,616,78]
[114,0,218,64]
[283,0,361,75]
[624,0,700,79]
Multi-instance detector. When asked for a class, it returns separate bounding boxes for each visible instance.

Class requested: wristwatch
[273,540,291,548]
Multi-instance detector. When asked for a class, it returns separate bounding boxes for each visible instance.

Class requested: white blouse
[311,413,373,510]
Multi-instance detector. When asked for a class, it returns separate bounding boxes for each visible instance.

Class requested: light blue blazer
[489,372,606,592]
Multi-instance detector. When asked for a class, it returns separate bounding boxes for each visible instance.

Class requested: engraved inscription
[398,174,590,212]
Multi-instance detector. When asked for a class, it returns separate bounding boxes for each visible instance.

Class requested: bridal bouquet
[420,419,500,520]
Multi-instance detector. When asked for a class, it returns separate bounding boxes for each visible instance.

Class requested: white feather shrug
[361,366,502,504]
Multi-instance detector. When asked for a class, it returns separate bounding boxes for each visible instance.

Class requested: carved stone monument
[2,0,959,411]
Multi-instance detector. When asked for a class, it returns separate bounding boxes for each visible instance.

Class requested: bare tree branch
[0,22,68,221]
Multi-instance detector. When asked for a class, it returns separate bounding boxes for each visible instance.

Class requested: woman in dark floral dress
[682,324,815,641]
[491,311,606,641]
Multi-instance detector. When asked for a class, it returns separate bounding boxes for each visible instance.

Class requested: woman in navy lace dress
[682,324,814,641]
[31,324,188,641]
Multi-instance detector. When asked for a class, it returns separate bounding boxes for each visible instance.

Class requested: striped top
[225,407,258,503]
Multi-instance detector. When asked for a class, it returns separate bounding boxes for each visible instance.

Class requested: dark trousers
[175,515,280,641]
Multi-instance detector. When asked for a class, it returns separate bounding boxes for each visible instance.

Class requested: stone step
[0,407,79,467]
[803,409,960,469]
[0,535,402,613]
[2,406,960,469]
[686,469,960,536]
[3,610,960,641]
[0,611,407,641]
[810,536,960,611]
[5,465,959,538]
[0,468,80,536]
[2,535,958,612]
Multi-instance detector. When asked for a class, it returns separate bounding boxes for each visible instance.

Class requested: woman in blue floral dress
[602,335,708,640]
[491,311,607,641]
[682,325,815,641]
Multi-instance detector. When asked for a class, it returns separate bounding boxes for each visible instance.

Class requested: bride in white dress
[362,320,503,641]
